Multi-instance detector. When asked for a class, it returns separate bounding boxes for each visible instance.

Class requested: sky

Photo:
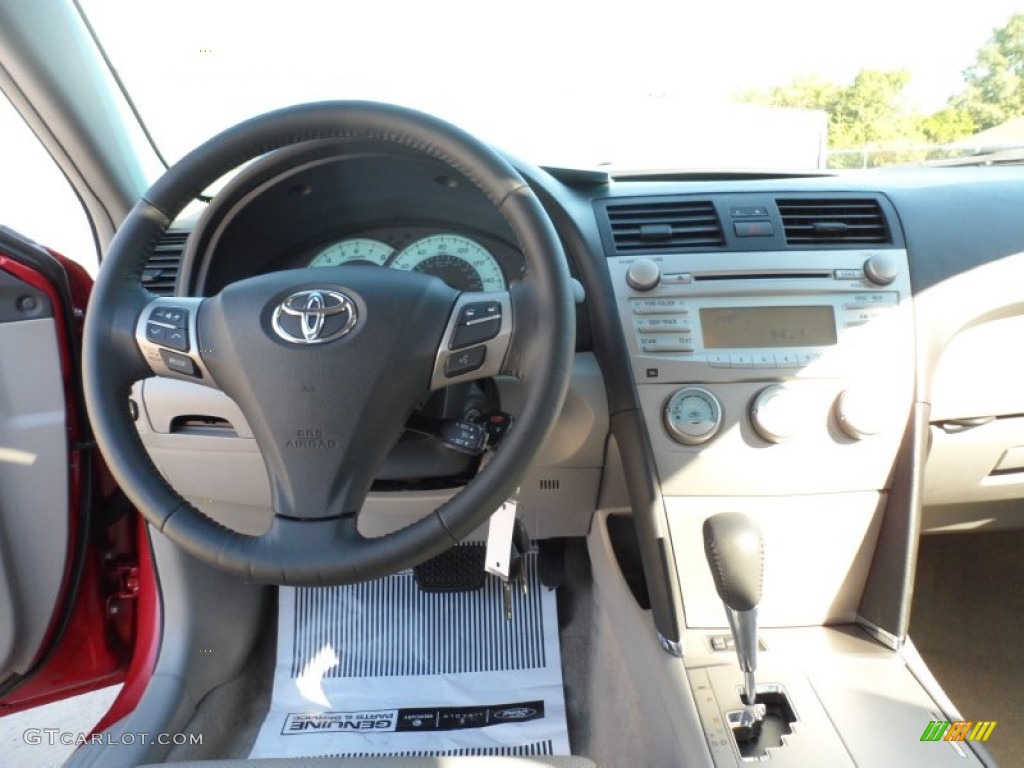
[75,0,1024,167]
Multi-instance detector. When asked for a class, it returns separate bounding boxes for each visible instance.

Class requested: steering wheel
[82,102,575,585]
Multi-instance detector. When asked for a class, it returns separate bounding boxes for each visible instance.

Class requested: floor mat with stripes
[250,553,569,758]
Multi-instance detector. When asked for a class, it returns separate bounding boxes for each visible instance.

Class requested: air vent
[141,231,187,295]
[777,199,889,245]
[604,200,724,252]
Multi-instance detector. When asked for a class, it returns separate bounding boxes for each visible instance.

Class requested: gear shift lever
[703,513,765,708]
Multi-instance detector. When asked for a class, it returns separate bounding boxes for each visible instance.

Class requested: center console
[597,193,990,766]
[607,240,914,628]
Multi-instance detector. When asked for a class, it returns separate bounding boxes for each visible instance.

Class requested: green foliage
[740,69,922,151]
[951,13,1024,130]
[741,68,937,166]
[737,13,1021,166]
[920,107,976,144]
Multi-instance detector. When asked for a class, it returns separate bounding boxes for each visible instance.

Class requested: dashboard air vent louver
[605,200,724,252]
[142,231,187,295]
[777,199,889,245]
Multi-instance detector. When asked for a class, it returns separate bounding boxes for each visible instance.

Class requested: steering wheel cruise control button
[445,345,487,377]
[159,349,199,377]
[439,420,489,455]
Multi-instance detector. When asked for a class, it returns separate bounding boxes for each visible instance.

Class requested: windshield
[80,0,1023,172]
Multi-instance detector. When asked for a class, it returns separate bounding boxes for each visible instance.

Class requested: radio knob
[750,384,808,443]
[626,258,661,291]
[863,253,899,285]
[835,387,889,440]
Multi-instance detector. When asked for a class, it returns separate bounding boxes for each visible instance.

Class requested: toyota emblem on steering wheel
[271,289,358,344]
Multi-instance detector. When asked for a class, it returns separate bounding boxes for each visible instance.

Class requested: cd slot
[693,271,833,282]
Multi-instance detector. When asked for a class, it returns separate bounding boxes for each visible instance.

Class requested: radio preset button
[708,354,730,367]
[752,353,776,368]
[729,354,753,368]
[774,352,798,367]
[631,298,688,315]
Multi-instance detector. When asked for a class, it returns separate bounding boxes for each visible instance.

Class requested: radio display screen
[699,306,837,348]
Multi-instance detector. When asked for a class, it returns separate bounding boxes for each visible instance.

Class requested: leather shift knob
[703,512,764,612]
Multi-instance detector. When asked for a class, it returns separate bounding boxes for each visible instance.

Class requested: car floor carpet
[166,541,652,766]
[911,528,1024,768]
[247,551,569,759]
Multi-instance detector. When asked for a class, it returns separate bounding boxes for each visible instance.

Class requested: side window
[0,95,99,275]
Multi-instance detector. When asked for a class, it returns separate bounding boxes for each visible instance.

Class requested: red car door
[0,226,156,725]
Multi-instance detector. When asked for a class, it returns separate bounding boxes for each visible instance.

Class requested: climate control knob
[626,258,661,291]
[835,387,890,440]
[750,384,808,443]
[664,387,722,445]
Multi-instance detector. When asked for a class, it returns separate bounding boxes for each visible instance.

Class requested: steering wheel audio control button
[164,327,189,352]
[150,306,189,328]
[457,301,501,324]
[135,297,210,383]
[159,349,200,378]
[146,306,191,351]
[451,301,502,349]
[445,345,486,377]
[145,323,166,344]
[452,317,500,349]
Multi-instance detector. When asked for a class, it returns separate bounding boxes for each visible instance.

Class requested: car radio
[609,250,909,385]
[608,248,915,496]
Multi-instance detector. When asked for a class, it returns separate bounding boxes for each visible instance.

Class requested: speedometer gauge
[309,238,394,267]
[392,234,505,292]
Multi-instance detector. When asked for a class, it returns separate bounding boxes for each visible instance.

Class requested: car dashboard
[138,146,1024,538]
[122,140,1024,768]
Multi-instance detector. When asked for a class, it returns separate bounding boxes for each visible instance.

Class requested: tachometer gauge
[392,234,505,291]
[309,238,394,267]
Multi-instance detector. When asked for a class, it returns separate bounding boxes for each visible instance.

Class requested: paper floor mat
[250,553,570,758]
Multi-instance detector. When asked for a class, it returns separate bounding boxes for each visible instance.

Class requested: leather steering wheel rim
[82,101,575,585]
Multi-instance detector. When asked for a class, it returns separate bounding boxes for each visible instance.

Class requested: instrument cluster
[304,227,522,292]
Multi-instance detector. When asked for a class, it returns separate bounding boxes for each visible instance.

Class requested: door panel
[0,229,138,713]
[0,302,69,678]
